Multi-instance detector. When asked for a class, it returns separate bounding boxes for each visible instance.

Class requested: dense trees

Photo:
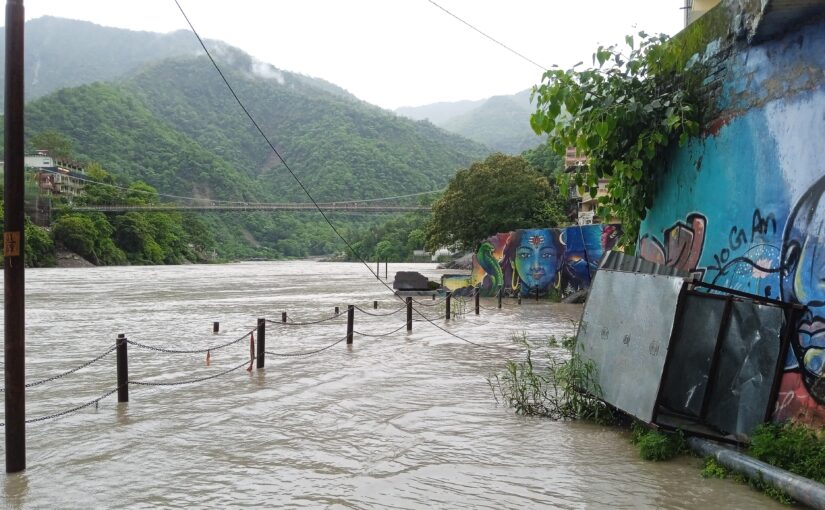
[425,153,568,251]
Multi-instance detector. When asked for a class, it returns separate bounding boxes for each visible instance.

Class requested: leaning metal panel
[659,294,727,417]
[704,301,785,437]
[576,270,685,422]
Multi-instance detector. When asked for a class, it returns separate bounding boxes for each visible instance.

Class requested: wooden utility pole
[5,0,26,474]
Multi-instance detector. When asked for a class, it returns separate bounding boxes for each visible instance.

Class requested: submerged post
[5,0,26,474]
[535,285,539,302]
[346,305,354,344]
[373,300,378,309]
[213,321,219,334]
[116,333,129,403]
[256,318,265,369]
[497,287,503,309]
[475,290,480,315]
[406,297,412,331]
[335,306,339,315]
[384,260,388,280]
[446,292,452,321]
[281,311,287,323]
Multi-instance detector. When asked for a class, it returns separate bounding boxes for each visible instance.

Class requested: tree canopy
[424,153,567,251]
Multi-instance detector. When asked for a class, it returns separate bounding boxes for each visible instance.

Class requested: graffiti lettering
[752,209,777,242]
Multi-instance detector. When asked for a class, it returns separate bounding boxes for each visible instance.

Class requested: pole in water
[518,295,522,305]
[474,290,480,315]
[385,260,388,280]
[256,318,265,369]
[406,297,412,331]
[376,257,379,277]
[374,300,378,309]
[535,285,539,302]
[5,0,26,474]
[282,311,287,323]
[497,287,503,309]
[335,306,339,315]
[212,321,219,334]
[346,305,354,345]
[446,292,452,321]
[116,333,129,403]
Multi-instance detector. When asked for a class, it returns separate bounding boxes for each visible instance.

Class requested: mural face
[511,229,561,293]
[781,176,825,410]
[466,224,621,298]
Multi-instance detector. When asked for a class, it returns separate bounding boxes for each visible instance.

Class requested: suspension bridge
[69,202,431,214]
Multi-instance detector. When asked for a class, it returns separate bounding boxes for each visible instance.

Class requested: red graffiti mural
[639,213,707,278]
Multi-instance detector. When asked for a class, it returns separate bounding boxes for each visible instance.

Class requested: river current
[0,261,780,509]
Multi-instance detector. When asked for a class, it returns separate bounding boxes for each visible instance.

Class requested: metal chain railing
[0,387,120,427]
[353,304,407,317]
[265,335,348,357]
[130,358,253,387]
[266,313,342,326]
[0,344,117,393]
[126,328,256,354]
[354,323,409,338]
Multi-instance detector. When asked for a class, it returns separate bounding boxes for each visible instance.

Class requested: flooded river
[1,262,780,508]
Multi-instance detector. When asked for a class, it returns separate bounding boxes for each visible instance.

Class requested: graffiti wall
[639,16,825,426]
[444,224,620,298]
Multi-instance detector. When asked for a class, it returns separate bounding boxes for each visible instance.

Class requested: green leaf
[625,35,634,49]
[595,121,609,139]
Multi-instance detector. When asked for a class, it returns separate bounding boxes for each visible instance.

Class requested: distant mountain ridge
[0,16,491,259]
[395,89,545,154]
[0,16,358,109]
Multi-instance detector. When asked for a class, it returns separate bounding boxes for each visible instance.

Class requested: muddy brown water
[0,262,781,509]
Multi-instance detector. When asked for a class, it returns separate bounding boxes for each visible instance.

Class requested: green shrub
[488,334,614,424]
[629,422,686,461]
[748,422,825,484]
[700,457,728,479]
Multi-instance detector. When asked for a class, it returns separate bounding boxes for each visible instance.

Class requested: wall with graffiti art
[638,11,825,427]
[443,224,620,298]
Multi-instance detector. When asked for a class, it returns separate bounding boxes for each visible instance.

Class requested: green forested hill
[123,54,488,201]
[5,19,490,263]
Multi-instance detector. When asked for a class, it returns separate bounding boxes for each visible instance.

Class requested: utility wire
[174,0,495,349]
[426,0,547,72]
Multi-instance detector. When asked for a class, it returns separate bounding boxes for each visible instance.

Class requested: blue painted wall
[639,18,825,425]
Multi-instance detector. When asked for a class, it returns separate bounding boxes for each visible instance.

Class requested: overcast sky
[20,1,686,110]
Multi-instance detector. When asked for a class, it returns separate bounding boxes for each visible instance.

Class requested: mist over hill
[395,89,545,154]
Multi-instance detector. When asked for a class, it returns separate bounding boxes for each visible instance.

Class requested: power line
[426,0,547,72]
[173,1,493,349]
[171,0,391,284]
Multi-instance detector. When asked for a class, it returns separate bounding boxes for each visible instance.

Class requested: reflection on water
[0,262,778,508]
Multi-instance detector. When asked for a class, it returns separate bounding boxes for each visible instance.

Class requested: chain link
[130,358,253,387]
[266,312,342,326]
[265,335,348,357]
[354,323,409,338]
[0,344,117,393]
[353,304,407,317]
[0,387,120,426]
[126,328,255,354]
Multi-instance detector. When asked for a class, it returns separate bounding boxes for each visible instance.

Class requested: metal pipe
[688,437,825,510]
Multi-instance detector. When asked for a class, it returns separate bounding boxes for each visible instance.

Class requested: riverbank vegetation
[699,422,825,504]
[488,332,614,424]
[530,32,705,247]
